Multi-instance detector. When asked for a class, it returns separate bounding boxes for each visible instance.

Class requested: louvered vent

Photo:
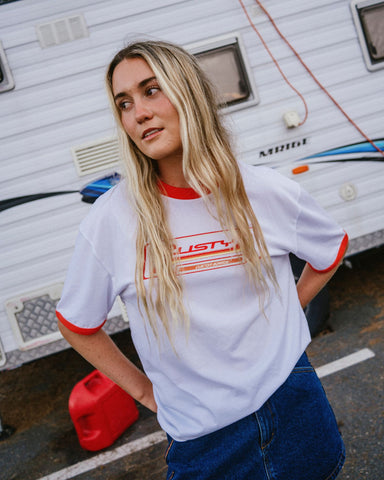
[36,14,88,48]
[71,137,120,176]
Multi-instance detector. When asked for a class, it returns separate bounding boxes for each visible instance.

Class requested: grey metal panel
[13,294,59,344]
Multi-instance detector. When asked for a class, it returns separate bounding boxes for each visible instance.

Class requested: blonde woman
[57,40,348,479]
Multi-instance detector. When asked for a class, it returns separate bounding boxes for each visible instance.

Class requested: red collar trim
[158,179,201,199]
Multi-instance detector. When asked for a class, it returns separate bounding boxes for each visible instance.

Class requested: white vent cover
[71,137,120,176]
[36,14,88,48]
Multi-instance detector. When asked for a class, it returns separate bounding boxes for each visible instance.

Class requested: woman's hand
[58,321,158,413]
[296,262,341,309]
[138,386,158,413]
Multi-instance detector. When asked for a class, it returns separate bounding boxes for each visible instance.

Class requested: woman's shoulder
[79,179,136,236]
[239,162,299,197]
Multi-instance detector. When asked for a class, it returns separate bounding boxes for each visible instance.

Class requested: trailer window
[0,41,14,93]
[189,35,259,113]
[351,0,384,71]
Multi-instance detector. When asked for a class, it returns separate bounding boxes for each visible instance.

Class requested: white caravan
[1,0,383,369]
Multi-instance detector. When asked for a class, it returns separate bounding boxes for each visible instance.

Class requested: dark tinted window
[358,3,384,62]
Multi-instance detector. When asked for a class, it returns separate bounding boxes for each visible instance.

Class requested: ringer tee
[56,164,348,441]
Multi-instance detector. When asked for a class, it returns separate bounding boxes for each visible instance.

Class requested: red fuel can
[69,370,139,451]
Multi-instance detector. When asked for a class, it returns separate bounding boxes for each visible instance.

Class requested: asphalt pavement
[0,246,383,480]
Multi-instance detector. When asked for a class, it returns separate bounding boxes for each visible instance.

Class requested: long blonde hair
[106,40,278,342]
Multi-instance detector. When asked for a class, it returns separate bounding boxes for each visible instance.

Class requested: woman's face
[112,57,183,167]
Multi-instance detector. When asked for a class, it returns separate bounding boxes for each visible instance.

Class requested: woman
[57,40,347,479]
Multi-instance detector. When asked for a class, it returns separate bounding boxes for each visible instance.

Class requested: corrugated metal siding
[1,0,383,357]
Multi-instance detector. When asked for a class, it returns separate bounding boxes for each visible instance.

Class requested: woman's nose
[135,100,153,123]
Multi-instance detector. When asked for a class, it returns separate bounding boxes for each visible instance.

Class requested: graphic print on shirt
[143,229,244,279]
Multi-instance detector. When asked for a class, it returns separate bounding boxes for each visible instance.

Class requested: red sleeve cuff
[309,232,349,273]
[56,310,106,335]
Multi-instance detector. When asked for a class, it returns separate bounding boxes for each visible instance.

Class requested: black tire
[289,254,330,337]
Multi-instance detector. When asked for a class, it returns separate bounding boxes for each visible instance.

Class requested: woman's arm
[296,234,348,309]
[58,321,157,413]
[296,262,340,310]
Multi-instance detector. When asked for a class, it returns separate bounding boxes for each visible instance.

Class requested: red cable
[238,0,384,156]
[238,0,308,125]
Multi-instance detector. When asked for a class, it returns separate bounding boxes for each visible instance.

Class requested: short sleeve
[294,186,348,272]
[56,230,116,335]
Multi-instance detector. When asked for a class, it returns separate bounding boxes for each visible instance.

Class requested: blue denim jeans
[165,352,345,480]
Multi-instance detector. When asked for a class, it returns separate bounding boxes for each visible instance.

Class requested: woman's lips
[142,128,163,140]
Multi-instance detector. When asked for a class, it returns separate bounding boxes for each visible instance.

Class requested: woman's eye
[146,86,160,96]
[119,100,132,111]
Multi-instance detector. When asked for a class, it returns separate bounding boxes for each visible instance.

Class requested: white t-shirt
[56,164,348,441]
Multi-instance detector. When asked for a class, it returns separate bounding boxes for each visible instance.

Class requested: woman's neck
[156,158,190,188]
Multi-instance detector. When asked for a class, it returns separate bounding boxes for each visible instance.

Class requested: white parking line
[35,430,166,480]
[315,348,375,378]
[36,348,375,480]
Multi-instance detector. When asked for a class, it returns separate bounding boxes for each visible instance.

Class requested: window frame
[351,0,384,71]
[187,33,259,113]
